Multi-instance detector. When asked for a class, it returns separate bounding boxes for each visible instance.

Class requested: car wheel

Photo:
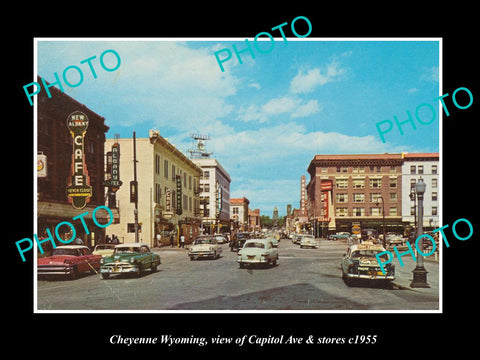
[135,265,142,277]
[239,262,245,269]
[151,263,157,272]
[212,251,217,260]
[101,273,110,279]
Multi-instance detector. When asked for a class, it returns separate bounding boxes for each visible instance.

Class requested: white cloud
[420,66,439,83]
[290,61,346,94]
[292,99,321,118]
[236,96,320,123]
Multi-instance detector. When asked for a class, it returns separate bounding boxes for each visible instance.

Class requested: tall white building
[401,152,440,230]
[191,158,231,234]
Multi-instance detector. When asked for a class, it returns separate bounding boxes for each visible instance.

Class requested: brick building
[306,153,404,236]
[37,77,109,250]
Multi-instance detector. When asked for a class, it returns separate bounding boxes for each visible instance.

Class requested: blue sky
[36,38,440,216]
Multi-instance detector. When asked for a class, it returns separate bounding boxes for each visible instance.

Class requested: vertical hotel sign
[66,111,92,209]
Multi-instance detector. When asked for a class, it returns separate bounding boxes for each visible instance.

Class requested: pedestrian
[170,233,174,248]
[180,234,185,248]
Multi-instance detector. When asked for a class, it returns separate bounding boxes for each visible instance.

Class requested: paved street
[36,239,439,311]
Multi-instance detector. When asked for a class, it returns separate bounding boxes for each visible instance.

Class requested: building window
[389,178,397,188]
[155,154,160,174]
[389,193,397,203]
[410,179,416,188]
[432,179,438,188]
[189,175,192,190]
[370,193,381,203]
[410,165,416,174]
[336,179,348,189]
[171,164,176,181]
[336,166,348,173]
[410,206,415,216]
[432,206,438,215]
[353,193,364,203]
[371,207,382,217]
[183,194,188,210]
[204,170,210,179]
[353,207,365,217]
[432,192,438,201]
[389,207,397,216]
[370,166,381,173]
[390,166,396,173]
[184,172,187,187]
[353,166,365,173]
[336,208,348,217]
[155,183,161,203]
[432,165,438,174]
[321,167,328,173]
[233,207,238,214]
[370,178,382,188]
[164,160,169,179]
[418,165,424,174]
[189,197,192,212]
[204,183,210,192]
[352,178,365,188]
[336,193,348,203]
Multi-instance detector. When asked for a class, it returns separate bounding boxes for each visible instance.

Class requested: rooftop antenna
[188,133,213,159]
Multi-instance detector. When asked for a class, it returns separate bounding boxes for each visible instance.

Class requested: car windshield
[244,242,265,249]
[352,250,387,260]
[195,238,213,245]
[52,248,80,256]
[115,247,140,253]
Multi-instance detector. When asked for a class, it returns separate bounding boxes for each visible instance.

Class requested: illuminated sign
[66,111,92,209]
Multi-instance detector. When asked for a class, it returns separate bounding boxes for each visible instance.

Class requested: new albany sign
[66,111,92,209]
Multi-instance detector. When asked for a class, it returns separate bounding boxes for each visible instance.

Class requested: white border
[33,37,443,314]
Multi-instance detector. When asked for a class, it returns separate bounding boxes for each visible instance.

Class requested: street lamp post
[411,178,430,288]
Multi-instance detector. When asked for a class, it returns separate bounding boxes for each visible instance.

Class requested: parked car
[37,245,102,280]
[189,235,222,260]
[237,239,279,268]
[300,234,318,248]
[341,241,395,286]
[92,243,116,257]
[100,243,161,279]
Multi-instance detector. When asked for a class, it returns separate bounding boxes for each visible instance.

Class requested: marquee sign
[176,175,183,215]
[104,142,122,192]
[66,111,92,209]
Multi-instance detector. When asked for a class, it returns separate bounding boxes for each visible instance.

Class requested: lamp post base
[410,266,430,288]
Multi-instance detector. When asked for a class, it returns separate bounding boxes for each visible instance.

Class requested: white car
[300,235,318,248]
[237,239,279,268]
[188,236,222,260]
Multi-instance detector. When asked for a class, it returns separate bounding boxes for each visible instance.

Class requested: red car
[37,245,102,280]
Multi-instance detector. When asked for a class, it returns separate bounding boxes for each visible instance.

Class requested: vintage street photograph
[33,38,441,312]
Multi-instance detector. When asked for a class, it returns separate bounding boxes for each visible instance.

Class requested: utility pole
[132,131,139,243]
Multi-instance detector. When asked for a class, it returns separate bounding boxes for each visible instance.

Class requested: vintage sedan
[37,245,102,280]
[300,234,318,248]
[100,243,161,279]
[92,243,116,257]
[237,239,278,268]
[188,235,222,260]
[341,241,395,286]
